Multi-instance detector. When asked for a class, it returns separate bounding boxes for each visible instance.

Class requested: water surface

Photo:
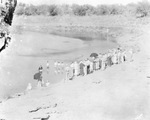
[0,29,117,99]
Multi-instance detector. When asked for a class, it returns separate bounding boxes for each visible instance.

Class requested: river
[0,29,117,99]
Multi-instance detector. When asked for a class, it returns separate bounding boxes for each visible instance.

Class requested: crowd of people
[54,61,65,74]
[33,47,133,88]
[63,47,133,82]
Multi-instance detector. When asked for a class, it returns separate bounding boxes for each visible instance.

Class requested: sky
[17,0,149,6]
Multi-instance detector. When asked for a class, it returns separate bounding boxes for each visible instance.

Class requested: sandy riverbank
[0,16,150,120]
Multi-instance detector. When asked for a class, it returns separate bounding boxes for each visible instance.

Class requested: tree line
[15,1,150,17]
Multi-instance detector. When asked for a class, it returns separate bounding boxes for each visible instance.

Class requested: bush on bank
[14,1,150,18]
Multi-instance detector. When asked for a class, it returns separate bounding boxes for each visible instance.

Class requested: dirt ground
[0,16,150,120]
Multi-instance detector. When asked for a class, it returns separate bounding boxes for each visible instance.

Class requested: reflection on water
[0,29,118,99]
[50,31,108,42]
[13,25,117,42]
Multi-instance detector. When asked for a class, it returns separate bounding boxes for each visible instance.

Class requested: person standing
[69,63,74,80]
[57,62,61,74]
[26,83,32,91]
[79,61,85,76]
[112,51,117,65]
[54,61,58,74]
[37,65,44,87]
[37,72,43,87]
[65,66,70,82]
[36,68,43,87]
[74,61,80,76]
[60,62,64,74]
[46,61,49,74]
[117,48,122,64]
[107,53,112,67]
[83,60,88,76]
[46,60,50,86]
[122,50,127,62]
[95,58,100,70]
[70,62,75,77]
[89,59,94,73]
[101,54,107,70]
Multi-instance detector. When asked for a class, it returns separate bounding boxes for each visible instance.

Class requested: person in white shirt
[83,60,88,75]
[101,54,107,70]
[46,61,49,74]
[89,59,94,73]
[74,61,80,76]
[54,61,58,74]
[86,59,91,74]
[57,62,61,74]
[65,66,70,82]
[60,62,64,74]
[112,51,117,65]
[70,62,75,77]
[95,58,100,70]
[26,83,32,91]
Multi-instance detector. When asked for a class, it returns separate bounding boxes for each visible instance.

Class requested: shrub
[15,5,24,15]
[36,5,49,15]
[59,4,73,15]
[95,5,110,15]
[13,1,150,17]
[24,5,37,16]
[126,3,137,16]
[71,4,84,16]
[109,5,125,15]
[48,5,61,16]
[82,4,96,16]
[136,1,150,17]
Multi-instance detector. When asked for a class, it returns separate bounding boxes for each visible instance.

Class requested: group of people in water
[33,47,133,88]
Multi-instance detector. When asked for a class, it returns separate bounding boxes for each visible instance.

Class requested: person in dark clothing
[93,61,96,71]
[37,71,43,87]
[87,65,90,74]
[107,56,112,67]
[99,59,102,70]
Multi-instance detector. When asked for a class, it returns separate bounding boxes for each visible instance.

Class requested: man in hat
[37,66,44,87]
[37,71,43,87]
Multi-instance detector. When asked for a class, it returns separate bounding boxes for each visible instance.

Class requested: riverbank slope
[0,16,150,120]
